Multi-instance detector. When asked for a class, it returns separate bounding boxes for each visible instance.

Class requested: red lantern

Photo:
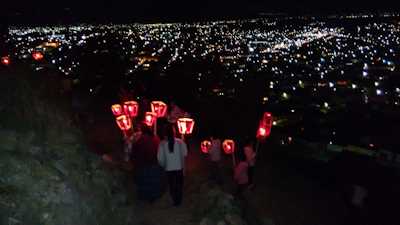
[123,101,139,117]
[151,101,168,118]
[144,112,157,127]
[257,126,267,139]
[1,56,10,66]
[201,140,212,154]
[116,115,132,131]
[223,139,235,154]
[257,112,273,139]
[111,104,123,116]
[262,112,273,127]
[177,118,195,135]
[32,51,44,61]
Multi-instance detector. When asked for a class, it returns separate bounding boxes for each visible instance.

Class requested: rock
[197,188,246,225]
[217,220,227,225]
[224,213,246,225]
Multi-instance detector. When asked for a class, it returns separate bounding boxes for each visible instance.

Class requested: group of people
[120,101,190,206]
[126,121,188,206]
[206,134,257,196]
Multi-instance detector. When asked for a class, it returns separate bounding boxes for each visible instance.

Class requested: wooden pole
[255,140,261,156]
[154,119,157,136]
[232,151,236,167]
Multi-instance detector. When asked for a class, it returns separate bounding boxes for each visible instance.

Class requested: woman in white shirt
[157,123,188,206]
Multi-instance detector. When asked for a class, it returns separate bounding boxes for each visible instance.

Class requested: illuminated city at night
[1,1,400,225]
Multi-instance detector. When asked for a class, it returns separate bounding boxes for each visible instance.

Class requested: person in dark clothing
[157,123,187,206]
[131,123,162,202]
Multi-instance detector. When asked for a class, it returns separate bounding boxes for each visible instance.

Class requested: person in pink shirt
[244,140,256,189]
[234,151,249,196]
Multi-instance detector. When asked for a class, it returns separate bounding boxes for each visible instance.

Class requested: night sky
[2,0,400,24]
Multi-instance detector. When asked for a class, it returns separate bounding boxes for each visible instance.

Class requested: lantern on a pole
[32,51,44,61]
[123,101,139,118]
[111,104,123,117]
[255,112,273,154]
[144,112,157,127]
[116,115,132,136]
[1,56,10,66]
[151,101,167,136]
[200,140,212,154]
[223,139,236,166]
[177,117,195,141]
[261,112,273,134]
[151,101,168,118]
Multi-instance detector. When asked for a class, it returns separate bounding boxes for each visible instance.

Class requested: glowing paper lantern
[144,112,157,127]
[200,140,212,154]
[116,115,131,131]
[223,139,235,154]
[111,104,123,116]
[123,101,139,117]
[258,112,273,138]
[256,126,267,139]
[32,51,44,61]
[177,118,195,135]
[151,101,168,118]
[1,56,10,66]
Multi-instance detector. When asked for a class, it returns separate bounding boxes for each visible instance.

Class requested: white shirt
[209,139,221,162]
[157,138,188,171]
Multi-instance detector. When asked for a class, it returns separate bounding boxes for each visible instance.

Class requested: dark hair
[140,123,153,137]
[237,149,246,162]
[165,123,175,153]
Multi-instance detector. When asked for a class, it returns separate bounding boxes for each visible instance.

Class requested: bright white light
[376,89,382,95]
[362,71,368,77]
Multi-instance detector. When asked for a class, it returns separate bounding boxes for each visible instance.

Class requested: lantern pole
[232,151,236,167]
[255,140,261,156]
[181,133,185,142]
[154,119,157,136]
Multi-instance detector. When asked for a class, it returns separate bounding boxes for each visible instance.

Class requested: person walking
[208,134,222,184]
[244,140,256,189]
[234,150,249,197]
[157,123,188,206]
[131,124,162,202]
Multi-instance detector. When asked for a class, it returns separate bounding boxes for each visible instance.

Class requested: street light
[223,139,236,166]
[1,56,10,66]
[32,51,44,61]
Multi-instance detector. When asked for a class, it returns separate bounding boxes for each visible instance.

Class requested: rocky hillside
[0,66,136,225]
